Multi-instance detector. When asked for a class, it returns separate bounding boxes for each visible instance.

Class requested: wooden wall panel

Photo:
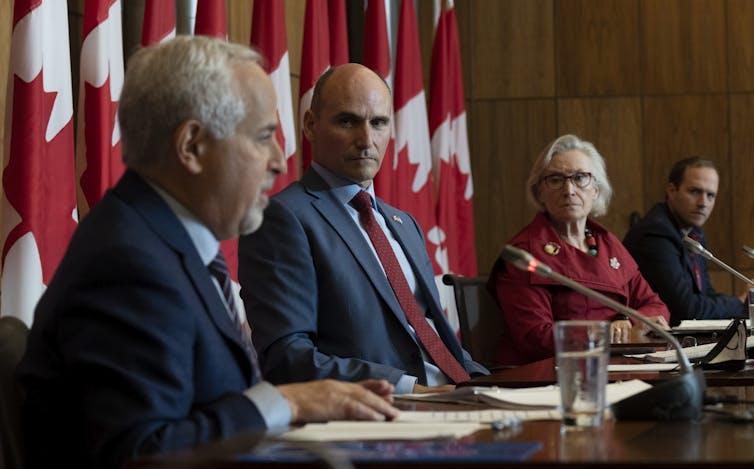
[641,0,726,94]
[467,0,554,99]
[642,95,731,262]
[469,99,556,273]
[554,0,640,97]
[729,94,754,269]
[557,98,642,238]
[727,0,754,92]
[284,0,305,78]
[227,0,253,46]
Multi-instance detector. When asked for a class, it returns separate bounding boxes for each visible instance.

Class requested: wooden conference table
[129,330,754,467]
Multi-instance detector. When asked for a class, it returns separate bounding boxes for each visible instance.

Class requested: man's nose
[269,136,285,175]
[354,123,372,148]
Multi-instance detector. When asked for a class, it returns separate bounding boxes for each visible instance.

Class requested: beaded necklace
[585,229,598,256]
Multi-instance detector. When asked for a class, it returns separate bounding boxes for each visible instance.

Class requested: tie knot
[351,191,373,215]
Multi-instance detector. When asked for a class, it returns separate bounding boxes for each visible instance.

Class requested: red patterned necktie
[209,251,262,382]
[351,190,470,383]
[687,232,703,291]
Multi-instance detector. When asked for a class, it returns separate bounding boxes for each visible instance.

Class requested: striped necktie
[208,251,261,382]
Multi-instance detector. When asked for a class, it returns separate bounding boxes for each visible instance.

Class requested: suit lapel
[114,172,256,378]
[300,170,413,332]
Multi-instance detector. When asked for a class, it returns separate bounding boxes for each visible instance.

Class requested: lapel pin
[544,242,560,256]
[392,215,403,224]
[610,257,621,269]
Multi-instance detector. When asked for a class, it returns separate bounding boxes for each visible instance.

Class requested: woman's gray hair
[118,35,262,170]
[526,134,613,217]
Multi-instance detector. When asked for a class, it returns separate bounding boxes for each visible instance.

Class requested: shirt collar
[311,162,376,207]
[147,181,219,266]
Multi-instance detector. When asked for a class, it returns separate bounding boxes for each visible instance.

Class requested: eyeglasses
[540,172,594,190]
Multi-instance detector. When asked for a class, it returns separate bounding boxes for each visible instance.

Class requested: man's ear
[302,109,316,142]
[174,119,206,175]
[666,182,677,200]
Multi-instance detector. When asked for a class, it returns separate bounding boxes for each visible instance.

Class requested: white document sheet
[398,379,652,409]
[278,421,486,442]
[607,363,680,372]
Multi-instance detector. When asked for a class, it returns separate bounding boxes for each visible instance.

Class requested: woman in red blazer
[488,135,670,366]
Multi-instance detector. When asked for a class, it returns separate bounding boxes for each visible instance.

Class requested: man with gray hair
[18,36,397,469]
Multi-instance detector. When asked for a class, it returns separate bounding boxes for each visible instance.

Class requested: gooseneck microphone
[501,244,706,421]
[682,235,754,287]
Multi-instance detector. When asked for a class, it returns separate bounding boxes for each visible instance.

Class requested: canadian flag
[194,0,227,39]
[141,0,176,46]
[328,0,349,66]
[2,0,78,326]
[429,0,477,331]
[75,0,125,218]
[362,0,395,204]
[251,0,297,193]
[298,0,331,171]
[393,0,439,268]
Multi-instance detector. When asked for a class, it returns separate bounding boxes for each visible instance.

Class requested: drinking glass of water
[553,320,610,429]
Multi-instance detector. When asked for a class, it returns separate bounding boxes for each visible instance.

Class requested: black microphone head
[612,369,705,421]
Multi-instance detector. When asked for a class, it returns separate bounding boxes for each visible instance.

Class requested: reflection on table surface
[127,397,754,468]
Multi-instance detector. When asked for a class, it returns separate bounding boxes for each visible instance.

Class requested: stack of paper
[397,379,652,409]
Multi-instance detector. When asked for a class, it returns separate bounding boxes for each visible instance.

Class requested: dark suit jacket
[17,171,265,469]
[238,168,487,386]
[623,202,746,324]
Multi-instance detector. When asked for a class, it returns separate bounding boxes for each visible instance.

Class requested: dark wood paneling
[641,0,726,94]
[469,99,557,272]
[729,94,754,270]
[227,0,253,46]
[284,0,305,78]
[467,0,554,99]
[554,0,640,97]
[727,0,754,92]
[557,98,642,238]
[642,95,731,263]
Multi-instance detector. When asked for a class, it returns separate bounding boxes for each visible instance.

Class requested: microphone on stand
[682,235,754,287]
[500,244,705,421]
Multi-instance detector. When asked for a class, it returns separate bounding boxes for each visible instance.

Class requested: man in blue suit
[623,156,748,325]
[17,37,398,469]
[238,64,487,394]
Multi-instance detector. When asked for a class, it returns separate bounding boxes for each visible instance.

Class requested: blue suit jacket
[623,202,746,324]
[17,171,265,469]
[238,168,487,385]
